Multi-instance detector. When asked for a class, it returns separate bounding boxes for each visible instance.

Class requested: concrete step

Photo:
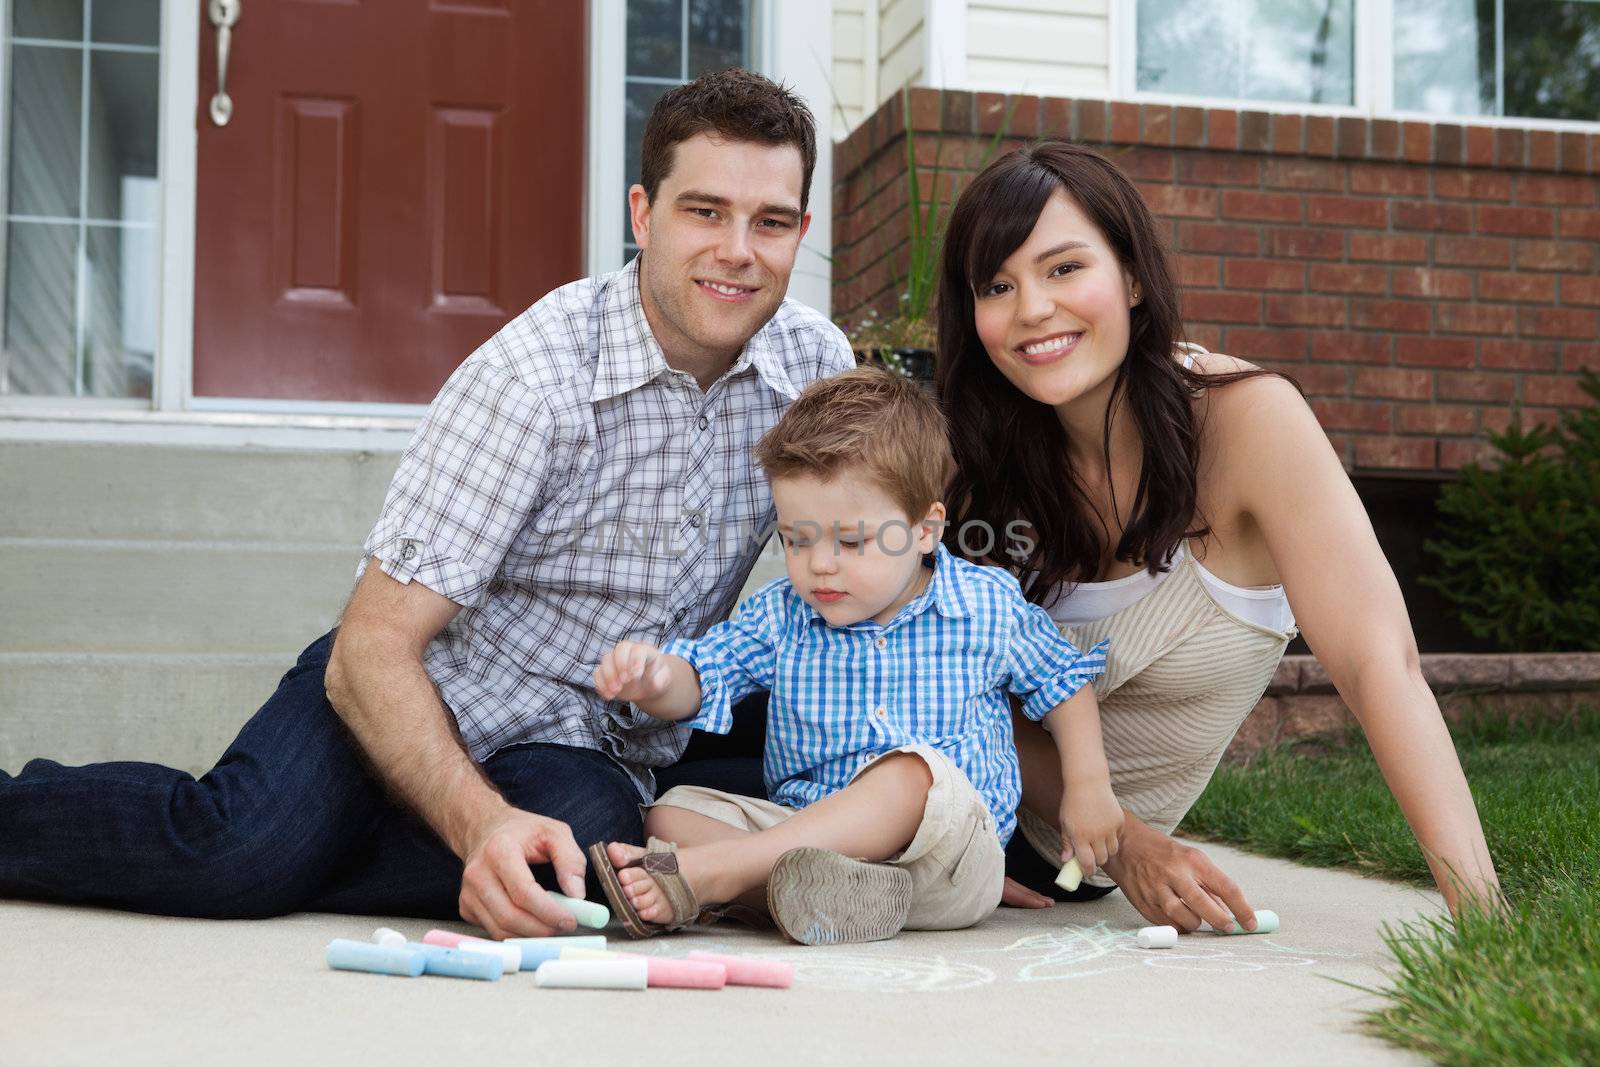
[1,439,793,765]
[0,653,285,775]
[0,442,399,543]
[2,541,361,654]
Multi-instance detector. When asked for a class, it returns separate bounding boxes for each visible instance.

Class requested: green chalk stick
[1209,909,1279,935]
[549,893,610,929]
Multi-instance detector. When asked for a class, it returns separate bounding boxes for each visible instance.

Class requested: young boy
[590,367,1117,945]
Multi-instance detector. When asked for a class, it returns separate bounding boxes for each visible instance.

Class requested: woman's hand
[1103,811,1258,933]
[1060,781,1122,878]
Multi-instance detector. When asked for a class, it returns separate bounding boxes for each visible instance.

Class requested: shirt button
[697,416,710,430]
[401,543,417,561]
[874,706,886,719]
[686,513,702,529]
[875,638,887,649]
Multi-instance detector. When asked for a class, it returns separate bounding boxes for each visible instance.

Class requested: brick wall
[833,89,1600,473]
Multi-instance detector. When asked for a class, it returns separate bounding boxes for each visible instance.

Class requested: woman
[935,141,1498,929]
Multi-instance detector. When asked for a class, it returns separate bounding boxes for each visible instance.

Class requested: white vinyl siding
[832,0,872,136]
[830,0,1115,138]
[965,0,1112,96]
[878,0,926,102]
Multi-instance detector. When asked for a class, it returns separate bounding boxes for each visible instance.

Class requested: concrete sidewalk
[0,842,1440,1067]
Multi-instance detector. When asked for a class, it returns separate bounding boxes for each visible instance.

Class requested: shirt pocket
[911,665,988,741]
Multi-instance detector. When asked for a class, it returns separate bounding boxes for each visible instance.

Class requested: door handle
[208,0,241,127]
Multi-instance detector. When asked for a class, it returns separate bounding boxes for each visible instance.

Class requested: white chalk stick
[371,927,406,949]
[1054,857,1084,892]
[1137,925,1179,949]
[535,958,648,990]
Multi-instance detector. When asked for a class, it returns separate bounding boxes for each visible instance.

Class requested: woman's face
[972,187,1138,410]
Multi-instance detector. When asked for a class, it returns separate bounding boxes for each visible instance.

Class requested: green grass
[1183,710,1600,1066]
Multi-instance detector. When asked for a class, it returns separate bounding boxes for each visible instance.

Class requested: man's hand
[457,808,590,940]
[594,640,671,703]
[1102,812,1257,933]
[1060,780,1123,878]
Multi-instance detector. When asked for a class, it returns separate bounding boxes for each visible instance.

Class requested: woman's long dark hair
[936,141,1284,605]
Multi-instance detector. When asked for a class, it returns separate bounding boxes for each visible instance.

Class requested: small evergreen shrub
[1422,371,1600,652]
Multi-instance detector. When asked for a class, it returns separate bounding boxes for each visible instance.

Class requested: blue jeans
[0,631,766,920]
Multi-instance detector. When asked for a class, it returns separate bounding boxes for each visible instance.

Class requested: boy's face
[629,132,811,367]
[771,471,946,628]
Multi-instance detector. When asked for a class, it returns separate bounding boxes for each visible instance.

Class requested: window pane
[1503,1,1600,121]
[2,222,78,395]
[688,0,747,77]
[624,80,673,247]
[87,51,160,223]
[7,45,83,218]
[628,0,681,79]
[1394,0,1493,116]
[1137,0,1355,106]
[1395,0,1600,119]
[91,0,160,47]
[83,223,155,399]
[13,0,83,40]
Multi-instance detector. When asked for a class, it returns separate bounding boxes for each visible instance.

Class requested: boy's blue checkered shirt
[661,543,1108,845]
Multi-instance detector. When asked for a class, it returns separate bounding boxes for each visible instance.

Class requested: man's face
[629,132,811,366]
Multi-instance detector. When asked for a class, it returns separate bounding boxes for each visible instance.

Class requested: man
[1,69,852,940]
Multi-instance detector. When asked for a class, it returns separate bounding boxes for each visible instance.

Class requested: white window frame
[588,0,833,314]
[1114,0,1600,132]
[0,0,422,444]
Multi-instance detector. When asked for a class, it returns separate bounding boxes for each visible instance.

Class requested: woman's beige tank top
[1019,553,1297,887]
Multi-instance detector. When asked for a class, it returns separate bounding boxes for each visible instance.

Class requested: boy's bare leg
[643,805,752,848]
[609,751,932,925]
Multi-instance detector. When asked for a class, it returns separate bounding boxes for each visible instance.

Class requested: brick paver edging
[1228,652,1600,759]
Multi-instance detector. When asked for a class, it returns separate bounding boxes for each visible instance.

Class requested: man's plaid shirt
[358,255,854,800]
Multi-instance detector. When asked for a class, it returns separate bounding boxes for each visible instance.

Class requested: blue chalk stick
[326,939,425,977]
[505,935,607,971]
[404,942,503,981]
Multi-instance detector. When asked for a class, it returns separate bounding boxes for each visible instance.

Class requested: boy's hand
[1060,781,1123,879]
[594,640,671,703]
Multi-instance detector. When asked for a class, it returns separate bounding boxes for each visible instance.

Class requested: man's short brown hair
[639,68,818,213]
[755,367,951,521]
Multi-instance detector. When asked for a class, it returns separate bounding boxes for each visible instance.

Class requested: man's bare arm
[323,564,586,937]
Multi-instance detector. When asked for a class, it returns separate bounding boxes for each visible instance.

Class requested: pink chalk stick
[637,957,727,990]
[686,951,793,988]
[423,929,470,949]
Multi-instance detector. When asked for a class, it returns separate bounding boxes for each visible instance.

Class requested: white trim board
[0,409,418,451]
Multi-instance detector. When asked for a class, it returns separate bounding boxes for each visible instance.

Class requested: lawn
[1183,709,1600,1067]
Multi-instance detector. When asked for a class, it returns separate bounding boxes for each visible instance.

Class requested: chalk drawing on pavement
[951,921,1350,982]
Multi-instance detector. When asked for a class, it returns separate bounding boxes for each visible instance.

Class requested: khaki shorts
[651,743,1005,931]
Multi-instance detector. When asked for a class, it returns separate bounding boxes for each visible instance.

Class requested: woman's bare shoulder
[1185,346,1260,379]
[1186,349,1304,419]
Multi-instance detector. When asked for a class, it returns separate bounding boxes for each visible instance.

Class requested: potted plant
[844,85,1018,389]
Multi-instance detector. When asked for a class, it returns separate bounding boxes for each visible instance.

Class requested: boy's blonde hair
[755,366,951,520]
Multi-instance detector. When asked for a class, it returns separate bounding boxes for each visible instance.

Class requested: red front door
[193,0,586,403]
